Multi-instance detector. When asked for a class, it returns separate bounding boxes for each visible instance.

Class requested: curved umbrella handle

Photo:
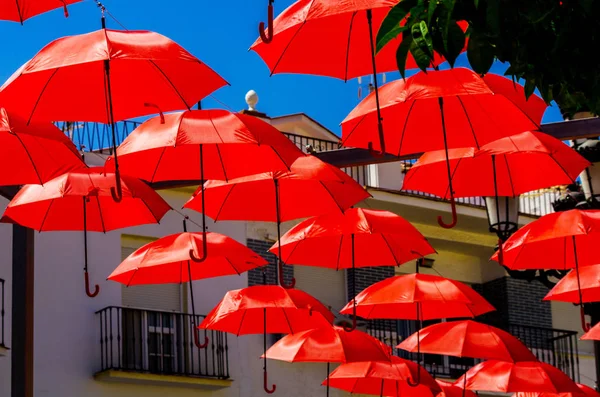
[259,0,275,44]
[342,316,357,332]
[84,271,99,298]
[437,197,457,229]
[278,261,296,289]
[189,249,207,263]
[110,174,123,203]
[264,371,276,394]
[193,328,209,349]
[406,367,421,387]
[367,142,385,158]
[581,306,592,332]
[144,103,165,124]
[61,0,70,17]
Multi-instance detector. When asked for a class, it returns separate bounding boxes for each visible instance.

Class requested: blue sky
[0,0,562,135]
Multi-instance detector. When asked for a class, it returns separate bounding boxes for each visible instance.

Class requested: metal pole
[11,224,34,397]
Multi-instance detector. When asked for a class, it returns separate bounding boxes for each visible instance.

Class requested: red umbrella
[324,357,440,397]
[0,107,86,185]
[268,207,435,330]
[456,360,581,394]
[513,383,600,397]
[582,323,600,341]
[184,155,370,288]
[491,209,600,330]
[340,273,495,320]
[341,68,541,228]
[544,263,600,303]
[1,167,171,297]
[1,0,80,23]
[0,20,227,202]
[436,380,477,397]
[264,325,392,397]
[398,320,536,362]
[402,130,588,199]
[200,285,335,393]
[108,228,267,348]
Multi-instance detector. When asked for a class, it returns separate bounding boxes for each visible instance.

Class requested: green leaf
[410,38,432,71]
[411,21,434,57]
[474,0,479,9]
[524,77,536,99]
[466,30,495,74]
[427,0,438,25]
[444,21,466,67]
[439,0,456,52]
[485,0,500,37]
[376,0,419,53]
[395,32,413,79]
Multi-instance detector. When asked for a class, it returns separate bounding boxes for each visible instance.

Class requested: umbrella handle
[497,239,504,266]
[437,197,457,229]
[61,0,70,17]
[193,327,209,349]
[278,261,296,289]
[144,103,165,124]
[189,249,207,263]
[259,0,274,44]
[342,316,357,332]
[581,307,592,332]
[368,142,385,158]
[110,174,123,203]
[264,371,276,394]
[84,271,99,298]
[406,368,421,387]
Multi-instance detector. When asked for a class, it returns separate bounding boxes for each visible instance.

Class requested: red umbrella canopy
[324,357,440,397]
[513,383,600,397]
[457,360,581,394]
[491,210,600,270]
[199,285,335,335]
[250,0,450,80]
[0,167,171,232]
[268,208,435,268]
[183,155,371,222]
[107,109,303,182]
[402,131,589,198]
[107,232,268,285]
[341,68,541,155]
[544,263,600,303]
[0,107,86,185]
[0,29,227,123]
[1,0,80,23]
[397,320,536,362]
[264,325,391,363]
[340,274,495,320]
[436,380,477,397]
[582,322,600,341]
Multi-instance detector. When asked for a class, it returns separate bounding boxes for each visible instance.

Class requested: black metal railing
[366,320,580,382]
[0,278,5,349]
[96,306,229,379]
[60,120,562,217]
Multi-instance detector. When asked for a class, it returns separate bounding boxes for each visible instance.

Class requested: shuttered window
[120,237,182,313]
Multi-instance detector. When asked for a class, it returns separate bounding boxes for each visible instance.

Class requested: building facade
[0,105,592,397]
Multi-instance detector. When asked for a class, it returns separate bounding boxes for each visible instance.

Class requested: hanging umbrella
[184,155,371,288]
[108,227,267,348]
[0,16,228,202]
[491,209,600,330]
[0,107,86,185]
[399,320,537,396]
[455,360,581,394]
[340,272,494,386]
[436,380,477,397]
[251,0,467,155]
[264,325,392,397]
[341,68,542,228]
[582,323,600,341]
[200,285,335,393]
[0,167,171,297]
[324,358,440,397]
[513,383,600,397]
[268,207,435,330]
[1,0,80,23]
[544,263,600,303]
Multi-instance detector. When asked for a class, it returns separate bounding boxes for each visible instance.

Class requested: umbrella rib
[212,184,236,222]
[225,257,242,276]
[148,60,192,111]
[380,234,401,266]
[503,154,517,197]
[442,157,464,200]
[26,68,59,125]
[341,114,367,146]
[549,150,580,184]
[343,12,358,82]
[396,101,417,156]
[37,199,55,231]
[281,307,296,334]
[15,0,24,24]
[149,147,168,183]
[13,133,44,184]
[236,309,247,336]
[270,22,307,76]
[94,195,107,233]
[214,145,229,182]
[335,235,344,271]
[456,96,480,149]
[318,181,346,214]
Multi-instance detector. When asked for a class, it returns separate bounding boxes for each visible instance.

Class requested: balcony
[94,306,231,389]
[0,278,6,356]
[367,320,580,382]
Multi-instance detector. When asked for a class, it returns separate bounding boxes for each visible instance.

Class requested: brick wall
[247,239,294,286]
[347,266,395,300]
[474,276,552,328]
